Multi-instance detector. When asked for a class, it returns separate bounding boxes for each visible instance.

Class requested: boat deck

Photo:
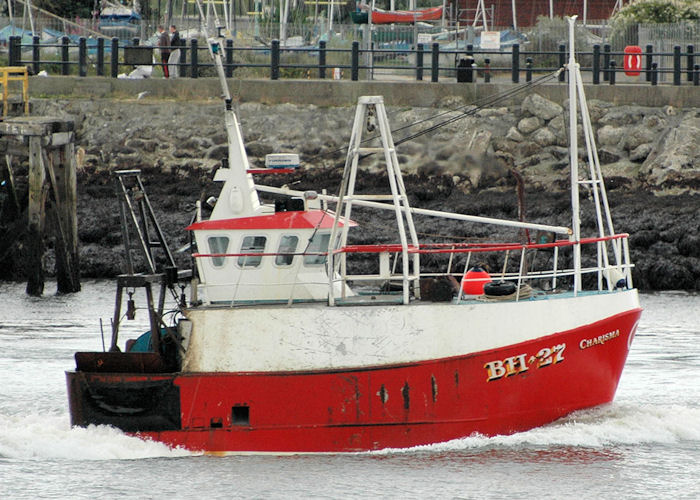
[201,288,622,310]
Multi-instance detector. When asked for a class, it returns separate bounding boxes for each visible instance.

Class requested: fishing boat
[66,16,641,453]
[99,3,141,35]
[350,6,443,24]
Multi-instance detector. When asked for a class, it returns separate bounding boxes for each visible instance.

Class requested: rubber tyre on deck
[483,281,517,296]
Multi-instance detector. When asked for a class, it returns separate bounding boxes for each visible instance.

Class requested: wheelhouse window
[238,236,266,268]
[304,233,330,266]
[275,235,299,266]
[207,236,229,268]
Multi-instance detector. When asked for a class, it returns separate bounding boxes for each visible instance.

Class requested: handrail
[7,34,700,87]
[193,232,633,304]
[337,234,629,255]
[256,184,573,235]
[191,234,630,260]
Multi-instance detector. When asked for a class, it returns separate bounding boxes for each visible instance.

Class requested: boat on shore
[66,16,641,454]
[351,6,443,24]
[99,4,141,34]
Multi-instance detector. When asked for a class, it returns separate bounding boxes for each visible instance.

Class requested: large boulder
[598,106,646,127]
[597,125,625,147]
[621,125,656,152]
[521,93,563,121]
[630,143,653,162]
[598,146,622,164]
[640,112,700,193]
[517,116,543,134]
[587,99,614,124]
[506,126,524,142]
[532,128,557,147]
[466,129,492,158]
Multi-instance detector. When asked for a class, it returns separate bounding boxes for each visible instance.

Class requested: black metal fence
[6,35,700,86]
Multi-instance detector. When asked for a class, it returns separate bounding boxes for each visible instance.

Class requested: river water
[1,281,698,499]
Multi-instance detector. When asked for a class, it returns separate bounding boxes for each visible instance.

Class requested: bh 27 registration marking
[484,344,566,381]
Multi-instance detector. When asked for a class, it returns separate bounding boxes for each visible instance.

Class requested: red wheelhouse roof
[187,210,357,231]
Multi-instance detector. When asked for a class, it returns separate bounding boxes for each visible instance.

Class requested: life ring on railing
[462,266,492,295]
[483,280,517,296]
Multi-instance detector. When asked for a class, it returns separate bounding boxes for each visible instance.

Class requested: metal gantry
[327,96,420,305]
[110,170,189,354]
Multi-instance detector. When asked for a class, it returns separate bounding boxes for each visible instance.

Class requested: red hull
[371,6,443,24]
[67,308,640,453]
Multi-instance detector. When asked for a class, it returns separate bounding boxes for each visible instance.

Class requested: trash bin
[456,56,474,83]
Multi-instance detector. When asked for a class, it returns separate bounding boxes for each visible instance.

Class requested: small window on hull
[238,236,266,268]
[208,236,229,267]
[304,233,330,266]
[276,235,299,266]
[232,405,250,426]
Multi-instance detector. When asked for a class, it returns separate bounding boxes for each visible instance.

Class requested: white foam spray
[0,412,193,460]
[2,403,698,459]
[374,403,700,455]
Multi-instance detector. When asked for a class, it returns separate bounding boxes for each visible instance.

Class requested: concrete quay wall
[28,76,700,108]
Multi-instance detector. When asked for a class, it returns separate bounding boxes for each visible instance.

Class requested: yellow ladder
[0,66,29,117]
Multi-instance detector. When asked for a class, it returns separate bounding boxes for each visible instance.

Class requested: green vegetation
[33,0,93,18]
[611,0,700,24]
[609,0,700,47]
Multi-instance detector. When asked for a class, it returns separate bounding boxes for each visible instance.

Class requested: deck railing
[191,233,633,304]
[332,233,633,301]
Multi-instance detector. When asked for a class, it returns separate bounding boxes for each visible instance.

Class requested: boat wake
[375,403,700,455]
[0,412,193,460]
[2,403,698,460]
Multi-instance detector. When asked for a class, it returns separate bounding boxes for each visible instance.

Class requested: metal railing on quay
[6,35,700,86]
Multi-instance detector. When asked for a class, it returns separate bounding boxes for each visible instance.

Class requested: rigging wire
[393,70,562,142]
[304,69,563,165]
[396,72,561,146]
[295,69,566,246]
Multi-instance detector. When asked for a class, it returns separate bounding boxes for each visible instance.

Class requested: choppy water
[1,281,698,499]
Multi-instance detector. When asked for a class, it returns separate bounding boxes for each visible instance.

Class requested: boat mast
[280,0,289,45]
[568,17,623,289]
[567,16,582,294]
[193,0,261,218]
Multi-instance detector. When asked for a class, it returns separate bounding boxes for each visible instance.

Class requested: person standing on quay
[168,25,181,78]
[157,25,170,78]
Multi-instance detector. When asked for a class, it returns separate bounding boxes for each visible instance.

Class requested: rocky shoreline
[1,95,698,290]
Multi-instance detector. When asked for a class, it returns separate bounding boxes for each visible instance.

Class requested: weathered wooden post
[0,117,80,295]
[53,140,80,293]
[27,135,47,295]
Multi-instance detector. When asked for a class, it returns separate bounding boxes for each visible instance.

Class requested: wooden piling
[0,155,21,220]
[0,116,80,295]
[26,136,47,295]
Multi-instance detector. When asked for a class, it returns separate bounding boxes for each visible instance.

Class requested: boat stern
[66,353,181,432]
